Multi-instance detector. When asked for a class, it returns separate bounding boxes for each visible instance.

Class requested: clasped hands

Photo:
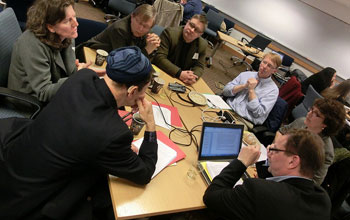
[145,33,161,54]
[180,70,198,85]
[245,78,259,90]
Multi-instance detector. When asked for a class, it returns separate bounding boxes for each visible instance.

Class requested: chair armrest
[0,87,42,119]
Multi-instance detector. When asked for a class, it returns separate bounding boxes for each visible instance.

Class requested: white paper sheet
[241,143,267,162]
[133,138,177,179]
[203,94,232,109]
[206,161,243,187]
[152,105,172,129]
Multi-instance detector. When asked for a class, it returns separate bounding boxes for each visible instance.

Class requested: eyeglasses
[308,107,324,119]
[261,60,276,69]
[187,21,203,34]
[267,144,297,155]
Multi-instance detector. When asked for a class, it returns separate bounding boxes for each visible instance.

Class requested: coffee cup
[151,77,165,94]
[149,71,160,88]
[129,113,145,136]
[95,49,108,66]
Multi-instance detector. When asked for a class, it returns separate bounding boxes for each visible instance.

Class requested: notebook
[197,122,249,185]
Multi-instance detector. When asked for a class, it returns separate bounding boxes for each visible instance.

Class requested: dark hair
[301,67,336,94]
[321,79,350,103]
[26,0,75,49]
[285,129,325,177]
[313,98,345,136]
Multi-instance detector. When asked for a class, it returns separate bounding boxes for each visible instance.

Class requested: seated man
[180,0,202,24]
[222,52,281,126]
[76,4,160,59]
[152,14,208,85]
[0,47,158,220]
[204,129,331,220]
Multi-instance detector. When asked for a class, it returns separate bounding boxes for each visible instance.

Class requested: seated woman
[321,79,350,106]
[8,0,92,103]
[301,67,336,94]
[275,98,345,185]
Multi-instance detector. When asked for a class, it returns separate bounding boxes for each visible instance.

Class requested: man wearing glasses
[152,14,208,85]
[222,52,281,128]
[76,4,160,60]
[203,129,331,220]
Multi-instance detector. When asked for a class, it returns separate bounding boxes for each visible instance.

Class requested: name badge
[192,53,199,60]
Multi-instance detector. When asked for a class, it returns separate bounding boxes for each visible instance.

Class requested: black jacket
[0,69,157,219]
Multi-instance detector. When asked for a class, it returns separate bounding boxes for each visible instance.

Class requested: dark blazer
[203,160,331,220]
[152,26,207,78]
[76,15,149,58]
[0,69,158,220]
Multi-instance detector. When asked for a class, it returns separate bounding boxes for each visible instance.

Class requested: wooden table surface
[83,47,257,220]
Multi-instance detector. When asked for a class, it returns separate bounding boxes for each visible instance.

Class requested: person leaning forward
[76,4,160,60]
[0,46,157,220]
[203,129,331,220]
[152,14,208,85]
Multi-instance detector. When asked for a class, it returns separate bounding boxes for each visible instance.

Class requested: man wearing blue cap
[0,46,157,220]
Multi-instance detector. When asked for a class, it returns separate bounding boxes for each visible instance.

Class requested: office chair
[291,85,322,120]
[321,157,350,216]
[105,0,136,23]
[0,8,41,119]
[204,9,224,67]
[75,17,107,46]
[231,34,271,71]
[251,96,288,146]
[150,24,165,36]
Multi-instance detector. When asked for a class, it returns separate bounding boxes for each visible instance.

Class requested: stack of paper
[133,131,186,179]
[203,94,232,109]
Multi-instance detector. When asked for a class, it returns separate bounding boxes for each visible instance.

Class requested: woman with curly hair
[275,98,346,184]
[8,0,92,103]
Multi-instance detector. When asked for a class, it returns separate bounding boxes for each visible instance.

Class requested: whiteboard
[203,0,350,79]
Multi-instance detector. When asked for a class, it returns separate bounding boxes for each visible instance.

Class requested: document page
[203,94,232,109]
[152,105,171,129]
[133,138,177,179]
[206,161,229,180]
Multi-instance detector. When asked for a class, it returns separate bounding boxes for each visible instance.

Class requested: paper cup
[129,113,145,136]
[95,49,108,66]
[151,77,165,94]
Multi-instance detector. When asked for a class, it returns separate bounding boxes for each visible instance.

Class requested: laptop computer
[197,122,249,185]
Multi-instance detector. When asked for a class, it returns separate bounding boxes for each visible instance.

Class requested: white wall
[203,0,350,79]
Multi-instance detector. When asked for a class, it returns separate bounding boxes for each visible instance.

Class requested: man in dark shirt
[77,4,160,58]
[203,129,331,220]
[152,14,207,85]
[0,46,158,220]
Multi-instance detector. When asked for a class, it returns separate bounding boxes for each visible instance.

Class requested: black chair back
[248,34,271,51]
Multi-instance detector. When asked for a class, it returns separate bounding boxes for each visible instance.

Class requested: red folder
[156,130,186,165]
[118,110,133,126]
[152,102,183,127]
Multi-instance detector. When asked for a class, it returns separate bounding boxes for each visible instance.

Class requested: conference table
[208,31,265,62]
[84,47,257,220]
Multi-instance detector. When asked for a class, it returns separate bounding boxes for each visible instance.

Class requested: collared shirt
[266,175,312,182]
[223,71,278,125]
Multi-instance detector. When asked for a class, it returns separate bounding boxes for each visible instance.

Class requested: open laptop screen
[198,122,244,160]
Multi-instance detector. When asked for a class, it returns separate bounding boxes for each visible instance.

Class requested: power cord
[146,92,202,150]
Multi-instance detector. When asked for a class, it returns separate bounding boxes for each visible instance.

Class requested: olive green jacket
[152,26,207,78]
[8,30,77,103]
